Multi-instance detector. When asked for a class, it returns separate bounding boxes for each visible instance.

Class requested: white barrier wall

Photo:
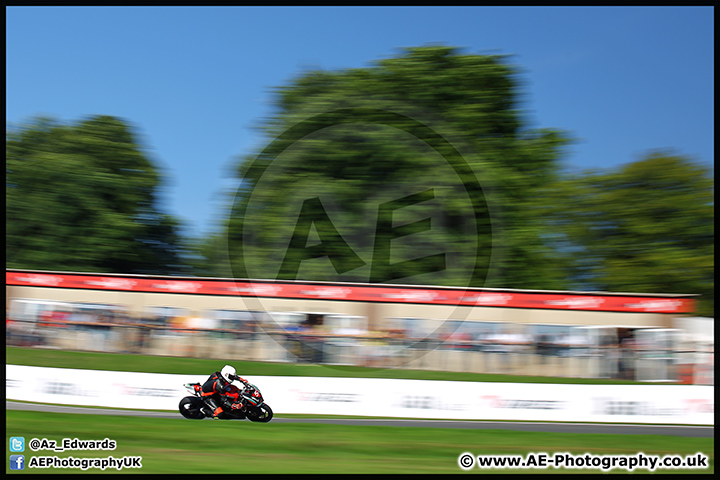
[6,365,714,425]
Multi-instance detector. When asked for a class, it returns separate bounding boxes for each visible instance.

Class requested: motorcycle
[179,380,273,422]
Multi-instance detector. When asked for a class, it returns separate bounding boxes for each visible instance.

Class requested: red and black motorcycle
[179,380,273,422]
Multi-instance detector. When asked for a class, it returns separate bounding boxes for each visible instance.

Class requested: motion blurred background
[6,7,714,387]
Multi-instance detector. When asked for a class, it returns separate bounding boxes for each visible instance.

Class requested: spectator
[619,334,637,381]
[536,333,554,362]
[599,333,620,379]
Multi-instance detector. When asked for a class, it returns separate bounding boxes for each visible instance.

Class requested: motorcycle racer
[195,364,249,418]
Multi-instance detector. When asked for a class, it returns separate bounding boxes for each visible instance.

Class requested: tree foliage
[6,115,186,274]
[560,151,714,316]
[9,49,708,317]
[227,46,572,288]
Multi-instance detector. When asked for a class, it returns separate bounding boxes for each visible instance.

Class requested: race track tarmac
[7,401,713,438]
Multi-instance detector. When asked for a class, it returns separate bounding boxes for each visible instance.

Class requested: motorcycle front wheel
[246,404,273,423]
[179,396,206,419]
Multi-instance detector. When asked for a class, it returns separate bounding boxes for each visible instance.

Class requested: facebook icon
[10,455,25,470]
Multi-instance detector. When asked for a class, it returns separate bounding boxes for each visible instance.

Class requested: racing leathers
[197,371,249,418]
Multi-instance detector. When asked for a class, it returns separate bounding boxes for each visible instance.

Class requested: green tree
[561,151,714,316]
[227,46,572,288]
[181,233,234,278]
[6,115,186,274]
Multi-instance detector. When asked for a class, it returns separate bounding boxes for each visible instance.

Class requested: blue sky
[6,6,714,238]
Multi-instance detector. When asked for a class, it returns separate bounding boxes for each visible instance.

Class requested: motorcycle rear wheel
[246,404,273,423]
[179,396,206,419]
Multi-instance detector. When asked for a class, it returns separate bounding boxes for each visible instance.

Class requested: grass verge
[5,410,714,474]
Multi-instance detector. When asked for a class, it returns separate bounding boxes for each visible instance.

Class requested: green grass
[6,410,713,474]
[6,346,648,384]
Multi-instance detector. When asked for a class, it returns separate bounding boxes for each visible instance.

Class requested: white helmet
[220,365,236,383]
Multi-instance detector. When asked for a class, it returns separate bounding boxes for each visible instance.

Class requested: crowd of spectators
[6,299,711,383]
